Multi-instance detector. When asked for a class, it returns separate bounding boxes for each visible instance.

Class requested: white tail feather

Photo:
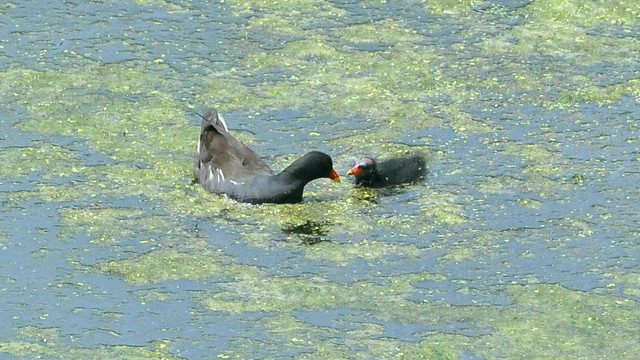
[218,114,229,132]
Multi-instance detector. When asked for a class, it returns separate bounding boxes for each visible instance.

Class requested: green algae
[96,250,223,285]
[478,0,640,110]
[129,0,189,13]
[2,0,640,358]
[518,197,543,210]
[0,335,182,360]
[8,67,188,167]
[201,278,640,359]
[6,184,88,203]
[503,143,557,164]
[2,327,180,359]
[419,189,467,227]
[496,20,639,75]
[496,143,575,197]
[199,78,256,111]
[337,18,422,44]
[17,326,60,344]
[557,78,640,107]
[439,246,474,263]
[222,314,462,360]
[522,0,640,27]
[476,175,522,195]
[199,271,446,314]
[604,271,640,297]
[486,284,640,359]
[207,32,450,134]
[174,189,439,267]
[1,65,198,209]
[59,207,186,245]
[250,13,308,36]
[4,41,456,299]
[229,0,329,13]
[3,161,192,204]
[0,142,82,179]
[425,0,483,15]
[304,239,422,264]
[132,289,173,304]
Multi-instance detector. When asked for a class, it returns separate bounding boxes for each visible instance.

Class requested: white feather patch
[216,168,225,182]
[218,114,229,132]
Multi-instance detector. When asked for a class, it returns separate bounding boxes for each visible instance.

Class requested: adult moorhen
[194,108,341,204]
[347,153,426,188]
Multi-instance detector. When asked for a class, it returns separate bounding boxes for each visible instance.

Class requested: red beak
[329,168,341,182]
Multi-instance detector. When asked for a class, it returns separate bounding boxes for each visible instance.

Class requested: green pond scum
[1,0,640,358]
[0,334,182,360]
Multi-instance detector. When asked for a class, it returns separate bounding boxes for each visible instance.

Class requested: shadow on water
[282,220,331,245]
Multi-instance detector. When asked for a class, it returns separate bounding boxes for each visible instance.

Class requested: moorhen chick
[347,154,426,188]
[194,108,340,204]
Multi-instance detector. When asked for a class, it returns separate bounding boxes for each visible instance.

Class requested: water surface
[1,0,639,358]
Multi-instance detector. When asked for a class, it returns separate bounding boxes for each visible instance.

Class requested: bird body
[347,154,426,188]
[194,108,340,204]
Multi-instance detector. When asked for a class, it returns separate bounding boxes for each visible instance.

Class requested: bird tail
[197,108,228,132]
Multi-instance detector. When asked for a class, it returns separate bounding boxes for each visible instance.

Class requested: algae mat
[1,0,639,359]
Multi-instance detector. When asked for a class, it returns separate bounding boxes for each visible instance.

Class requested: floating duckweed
[557,78,640,107]
[1,0,639,358]
[490,284,640,358]
[250,13,307,36]
[518,197,543,209]
[420,191,468,226]
[524,0,640,27]
[59,207,185,245]
[603,272,640,297]
[252,314,464,359]
[228,0,326,13]
[305,240,422,264]
[337,18,421,44]
[503,143,560,169]
[96,250,221,285]
[425,0,483,14]
[200,271,445,315]
[0,142,81,179]
[6,184,87,203]
[440,247,474,263]
[0,336,182,359]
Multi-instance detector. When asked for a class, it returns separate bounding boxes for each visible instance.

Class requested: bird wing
[196,108,273,184]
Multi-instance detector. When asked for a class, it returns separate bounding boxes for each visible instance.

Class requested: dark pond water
[1,0,640,359]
